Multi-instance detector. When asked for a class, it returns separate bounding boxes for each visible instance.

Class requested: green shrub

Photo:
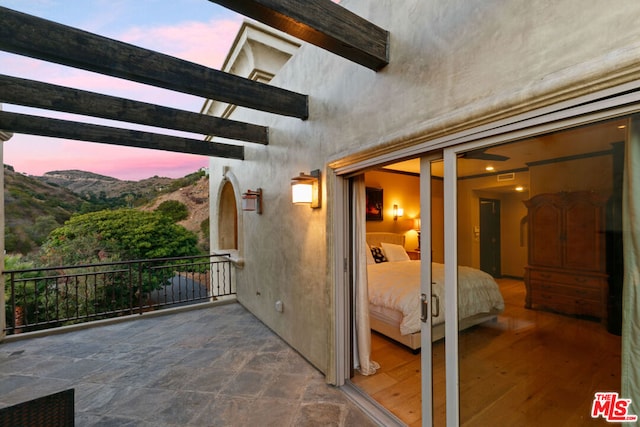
[155,200,189,222]
[40,208,201,265]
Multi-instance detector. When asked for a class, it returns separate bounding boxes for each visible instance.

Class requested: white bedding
[367,260,505,335]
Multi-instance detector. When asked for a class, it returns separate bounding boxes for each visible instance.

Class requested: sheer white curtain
[622,116,640,409]
[353,175,379,376]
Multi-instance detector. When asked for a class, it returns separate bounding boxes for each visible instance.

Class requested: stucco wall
[209,0,640,379]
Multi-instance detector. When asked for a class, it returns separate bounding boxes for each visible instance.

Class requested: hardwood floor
[351,279,621,426]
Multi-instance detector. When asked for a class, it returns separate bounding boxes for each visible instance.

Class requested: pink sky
[2,6,243,181]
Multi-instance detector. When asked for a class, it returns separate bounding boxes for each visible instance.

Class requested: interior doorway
[479,198,501,277]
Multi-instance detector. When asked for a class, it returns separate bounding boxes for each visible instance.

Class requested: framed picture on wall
[366,187,383,221]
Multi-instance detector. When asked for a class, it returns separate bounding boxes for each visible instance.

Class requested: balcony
[0,255,376,425]
[0,302,376,425]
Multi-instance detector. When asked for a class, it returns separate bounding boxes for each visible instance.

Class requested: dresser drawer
[531,291,602,317]
[530,281,602,301]
[528,269,605,289]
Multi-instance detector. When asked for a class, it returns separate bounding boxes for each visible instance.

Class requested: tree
[200,218,210,252]
[39,208,201,266]
[4,254,45,332]
[155,200,189,222]
[28,215,60,246]
[33,209,203,320]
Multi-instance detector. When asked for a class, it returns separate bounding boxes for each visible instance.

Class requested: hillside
[39,169,175,199]
[4,166,210,255]
[4,165,88,254]
[141,176,210,250]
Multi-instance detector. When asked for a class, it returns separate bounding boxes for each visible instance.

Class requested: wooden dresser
[524,191,608,323]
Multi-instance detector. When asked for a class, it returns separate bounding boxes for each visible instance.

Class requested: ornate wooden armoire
[524,191,608,323]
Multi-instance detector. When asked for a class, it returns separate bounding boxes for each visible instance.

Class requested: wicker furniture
[0,389,74,427]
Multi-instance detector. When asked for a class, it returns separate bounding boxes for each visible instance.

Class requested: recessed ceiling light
[485,166,494,171]
[515,186,524,192]
[618,125,627,129]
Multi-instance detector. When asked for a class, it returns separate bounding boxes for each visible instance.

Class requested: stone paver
[0,303,377,426]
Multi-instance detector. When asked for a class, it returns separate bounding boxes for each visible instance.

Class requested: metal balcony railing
[3,254,233,335]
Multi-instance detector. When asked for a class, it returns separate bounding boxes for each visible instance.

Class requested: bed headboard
[366,232,405,248]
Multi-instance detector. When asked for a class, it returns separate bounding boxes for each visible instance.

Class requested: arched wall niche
[218,180,238,250]
[213,170,244,256]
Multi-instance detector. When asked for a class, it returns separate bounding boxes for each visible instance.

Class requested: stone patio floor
[0,302,378,426]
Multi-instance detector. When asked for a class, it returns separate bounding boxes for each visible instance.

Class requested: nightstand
[407,250,420,260]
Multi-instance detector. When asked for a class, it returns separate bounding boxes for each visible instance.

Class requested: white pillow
[381,242,410,262]
[365,244,376,265]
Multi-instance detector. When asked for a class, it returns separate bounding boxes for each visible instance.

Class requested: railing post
[0,271,6,340]
[211,255,222,298]
[209,256,215,298]
[138,262,144,314]
[7,272,16,335]
[230,258,236,295]
[127,263,134,315]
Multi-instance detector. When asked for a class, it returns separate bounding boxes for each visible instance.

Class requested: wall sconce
[291,169,321,209]
[393,204,404,221]
[242,188,262,214]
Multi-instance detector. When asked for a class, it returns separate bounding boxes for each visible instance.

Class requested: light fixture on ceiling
[291,170,321,208]
[242,189,262,214]
[393,204,404,221]
[485,166,495,172]
[515,186,525,192]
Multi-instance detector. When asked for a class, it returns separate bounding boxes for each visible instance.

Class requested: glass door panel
[454,119,624,425]
[421,156,446,427]
[350,153,442,427]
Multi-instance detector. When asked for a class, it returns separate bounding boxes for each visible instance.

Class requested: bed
[365,232,505,350]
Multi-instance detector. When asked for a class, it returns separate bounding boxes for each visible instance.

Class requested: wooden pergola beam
[0,111,244,160]
[209,0,389,71]
[0,6,308,119]
[0,75,269,145]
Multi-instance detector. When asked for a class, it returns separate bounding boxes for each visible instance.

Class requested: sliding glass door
[443,118,626,425]
[342,109,638,427]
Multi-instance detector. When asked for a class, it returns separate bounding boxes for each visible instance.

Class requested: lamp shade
[392,204,403,220]
[290,170,321,208]
[291,182,313,204]
[241,189,262,214]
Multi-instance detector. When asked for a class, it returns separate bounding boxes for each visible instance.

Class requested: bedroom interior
[352,117,626,425]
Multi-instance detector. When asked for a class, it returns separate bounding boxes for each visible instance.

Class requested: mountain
[39,169,175,199]
[4,166,209,255]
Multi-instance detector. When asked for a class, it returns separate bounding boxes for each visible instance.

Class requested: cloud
[2,15,242,180]
[2,15,242,109]
[4,134,208,180]
[120,18,242,69]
